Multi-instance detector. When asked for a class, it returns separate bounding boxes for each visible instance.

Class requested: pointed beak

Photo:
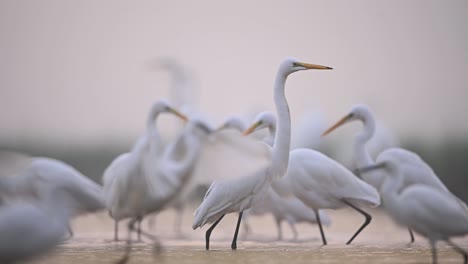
[243,121,262,136]
[356,162,387,174]
[294,62,333,70]
[168,108,188,121]
[322,113,353,137]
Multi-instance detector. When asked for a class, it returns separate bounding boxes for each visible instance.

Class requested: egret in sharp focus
[192,57,332,250]
[358,159,468,264]
[242,111,332,241]
[244,112,379,245]
[0,153,105,237]
[322,104,452,242]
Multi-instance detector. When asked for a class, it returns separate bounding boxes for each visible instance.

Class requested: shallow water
[28,209,468,264]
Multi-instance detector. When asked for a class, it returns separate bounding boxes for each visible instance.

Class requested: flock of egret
[0,57,467,264]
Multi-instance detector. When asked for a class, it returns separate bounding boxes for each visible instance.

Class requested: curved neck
[270,73,291,180]
[145,109,163,154]
[353,114,375,167]
[380,169,403,207]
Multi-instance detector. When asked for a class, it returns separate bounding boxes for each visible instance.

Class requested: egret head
[279,57,333,77]
[243,112,276,136]
[150,100,188,121]
[217,115,246,132]
[322,104,373,137]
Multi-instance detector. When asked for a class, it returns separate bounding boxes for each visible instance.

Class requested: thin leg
[242,219,251,237]
[205,214,225,250]
[314,209,327,245]
[137,218,142,242]
[408,228,415,243]
[430,240,437,264]
[115,217,139,264]
[65,224,74,239]
[231,211,243,250]
[447,240,468,264]
[174,207,183,236]
[147,215,156,231]
[287,220,298,241]
[342,199,372,245]
[114,220,119,241]
[276,218,283,241]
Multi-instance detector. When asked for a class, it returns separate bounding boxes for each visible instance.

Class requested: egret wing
[191,129,271,185]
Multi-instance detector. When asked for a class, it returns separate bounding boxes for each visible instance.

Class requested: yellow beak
[168,108,188,121]
[322,113,352,137]
[242,121,262,136]
[294,62,333,70]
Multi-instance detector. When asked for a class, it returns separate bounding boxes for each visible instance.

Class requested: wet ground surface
[27,209,468,264]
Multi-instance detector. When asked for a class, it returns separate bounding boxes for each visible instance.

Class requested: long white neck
[145,108,164,156]
[270,73,291,180]
[353,112,375,167]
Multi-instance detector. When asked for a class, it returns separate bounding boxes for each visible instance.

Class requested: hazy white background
[1,0,467,146]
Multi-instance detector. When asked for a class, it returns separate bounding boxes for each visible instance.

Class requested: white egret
[242,111,332,241]
[322,104,452,242]
[192,57,332,250]
[0,188,72,263]
[150,117,214,236]
[216,115,247,133]
[102,100,188,246]
[0,153,105,237]
[358,160,468,264]
[244,113,380,245]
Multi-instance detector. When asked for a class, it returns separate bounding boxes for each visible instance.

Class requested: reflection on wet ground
[29,209,468,264]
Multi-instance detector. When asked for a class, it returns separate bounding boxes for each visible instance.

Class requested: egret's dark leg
[137,218,142,242]
[408,228,415,243]
[174,207,184,236]
[147,215,156,231]
[447,240,468,264]
[287,220,298,241]
[314,209,327,245]
[205,214,225,250]
[276,218,283,240]
[114,220,119,241]
[242,216,251,239]
[115,217,139,264]
[342,199,372,245]
[63,224,74,240]
[430,240,437,264]
[231,211,243,250]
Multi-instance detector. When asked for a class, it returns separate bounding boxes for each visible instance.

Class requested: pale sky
[1,0,467,146]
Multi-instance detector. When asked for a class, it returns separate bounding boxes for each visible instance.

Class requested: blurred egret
[322,104,451,242]
[216,115,247,133]
[102,100,192,262]
[0,188,72,263]
[358,160,468,264]
[192,58,332,250]
[0,153,105,237]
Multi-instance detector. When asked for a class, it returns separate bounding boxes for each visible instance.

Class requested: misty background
[0,1,467,201]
